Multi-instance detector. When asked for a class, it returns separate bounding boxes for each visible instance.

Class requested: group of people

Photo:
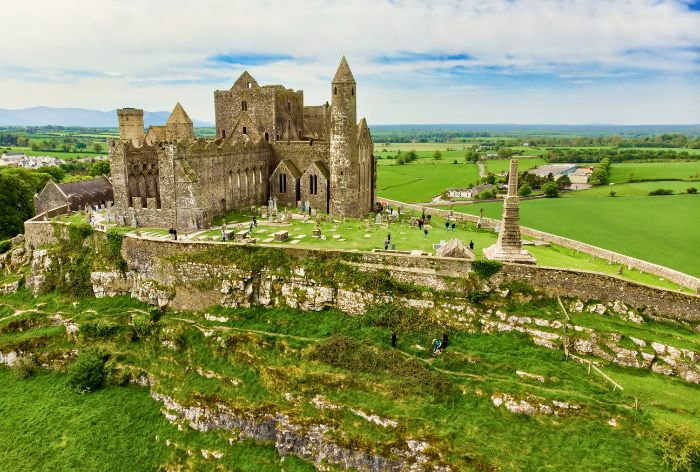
[444,220,457,232]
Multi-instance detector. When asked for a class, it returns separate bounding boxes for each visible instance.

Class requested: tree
[518,183,532,196]
[89,160,111,177]
[687,187,697,194]
[0,173,35,239]
[485,173,496,185]
[542,181,559,198]
[497,147,514,159]
[432,150,442,161]
[42,165,65,182]
[92,142,103,154]
[557,175,571,190]
[67,353,106,393]
[609,191,617,197]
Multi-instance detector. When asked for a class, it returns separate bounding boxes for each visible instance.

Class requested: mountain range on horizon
[0,106,215,128]
[1,106,699,136]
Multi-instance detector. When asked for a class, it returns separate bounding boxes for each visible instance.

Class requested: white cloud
[0,0,698,123]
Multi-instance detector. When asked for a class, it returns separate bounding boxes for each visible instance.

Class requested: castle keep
[109,57,375,229]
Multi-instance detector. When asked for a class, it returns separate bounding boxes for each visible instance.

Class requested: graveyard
[51,200,692,293]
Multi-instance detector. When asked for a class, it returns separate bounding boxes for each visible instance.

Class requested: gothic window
[247,82,252,89]
[264,132,269,141]
[334,87,337,95]
[222,129,226,138]
[243,127,247,134]
[352,87,354,96]
[241,100,247,111]
[309,175,318,195]
[278,173,287,193]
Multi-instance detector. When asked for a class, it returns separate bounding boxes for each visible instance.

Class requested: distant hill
[0,106,214,128]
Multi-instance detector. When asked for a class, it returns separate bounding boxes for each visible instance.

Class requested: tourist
[432,338,441,354]
[424,227,429,240]
[451,222,456,232]
[391,331,397,348]
[445,221,450,231]
[427,214,432,222]
[469,240,474,251]
[384,239,389,250]
[442,332,449,350]
[221,228,226,242]
[387,231,391,243]
[253,215,257,227]
[249,222,254,234]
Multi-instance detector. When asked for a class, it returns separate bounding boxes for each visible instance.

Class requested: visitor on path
[445,221,450,231]
[442,332,449,350]
[387,232,391,242]
[418,219,423,230]
[249,222,254,234]
[432,338,442,354]
[451,222,456,232]
[253,215,257,227]
[384,239,389,251]
[427,214,432,222]
[173,228,178,240]
[221,229,226,242]
[391,332,397,348]
[424,227,429,240]
[469,240,474,251]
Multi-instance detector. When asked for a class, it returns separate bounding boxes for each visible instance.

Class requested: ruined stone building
[109,57,375,229]
[34,176,113,215]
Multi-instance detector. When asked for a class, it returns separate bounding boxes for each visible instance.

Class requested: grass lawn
[1,145,105,159]
[0,370,314,471]
[453,194,700,278]
[569,181,696,198]
[376,162,480,202]
[608,161,700,183]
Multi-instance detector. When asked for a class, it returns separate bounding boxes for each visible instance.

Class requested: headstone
[223,229,235,240]
[375,213,382,225]
[311,208,317,217]
[273,230,289,241]
[312,226,322,237]
[268,198,274,213]
[273,197,278,212]
[276,212,283,223]
[130,209,137,228]
[236,231,248,240]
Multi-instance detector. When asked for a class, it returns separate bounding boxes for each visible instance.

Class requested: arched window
[264,132,269,141]
[334,87,337,95]
[241,100,247,111]
[222,129,226,138]
[242,127,247,134]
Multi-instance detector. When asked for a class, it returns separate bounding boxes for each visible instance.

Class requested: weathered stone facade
[34,177,113,215]
[110,57,375,229]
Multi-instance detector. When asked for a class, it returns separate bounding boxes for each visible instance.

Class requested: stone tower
[329,56,360,217]
[117,108,145,144]
[483,159,536,264]
[165,102,195,142]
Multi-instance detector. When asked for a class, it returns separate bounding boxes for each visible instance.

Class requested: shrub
[471,260,502,279]
[609,191,617,197]
[0,239,10,254]
[67,353,106,393]
[542,182,559,198]
[468,290,488,304]
[649,188,674,196]
[13,357,37,379]
[131,315,155,339]
[655,421,700,472]
[358,303,429,333]
[79,319,120,340]
[687,187,697,194]
[517,184,532,197]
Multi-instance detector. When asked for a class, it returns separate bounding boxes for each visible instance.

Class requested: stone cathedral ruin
[109,56,375,229]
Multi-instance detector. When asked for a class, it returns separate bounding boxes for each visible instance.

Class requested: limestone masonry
[110,56,375,229]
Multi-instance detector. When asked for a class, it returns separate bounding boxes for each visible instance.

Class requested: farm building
[529,164,577,179]
[447,184,495,199]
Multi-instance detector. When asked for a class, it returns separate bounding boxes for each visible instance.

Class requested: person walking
[387,231,391,243]
[253,215,257,227]
[442,332,449,350]
[469,240,474,251]
[424,227,429,240]
[391,331,397,348]
[384,239,389,251]
[451,221,456,232]
[445,221,450,231]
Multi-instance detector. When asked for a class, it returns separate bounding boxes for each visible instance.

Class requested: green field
[608,162,700,183]
[483,157,547,174]
[376,162,480,202]
[1,145,105,159]
[454,194,700,277]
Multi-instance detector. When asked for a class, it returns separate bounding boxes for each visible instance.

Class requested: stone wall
[23,205,70,248]
[382,198,700,291]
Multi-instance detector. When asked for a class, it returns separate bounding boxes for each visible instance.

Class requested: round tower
[117,108,145,144]
[329,56,359,217]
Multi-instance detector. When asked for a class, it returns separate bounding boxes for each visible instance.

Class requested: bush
[649,188,674,196]
[471,260,502,279]
[542,182,559,198]
[517,184,532,197]
[67,353,106,393]
[131,315,155,339]
[13,357,37,379]
[0,239,10,254]
[609,191,617,197]
[468,290,488,304]
[656,421,700,471]
[79,319,120,340]
[358,303,429,333]
[687,187,697,194]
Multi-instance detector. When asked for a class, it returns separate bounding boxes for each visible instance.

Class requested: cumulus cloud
[1,0,698,123]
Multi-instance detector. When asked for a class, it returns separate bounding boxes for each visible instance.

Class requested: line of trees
[546,148,699,163]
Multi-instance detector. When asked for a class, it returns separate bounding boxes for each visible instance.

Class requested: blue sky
[1,0,699,124]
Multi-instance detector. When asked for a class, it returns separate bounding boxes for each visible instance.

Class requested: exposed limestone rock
[91,271,131,298]
[151,391,449,471]
[491,392,579,417]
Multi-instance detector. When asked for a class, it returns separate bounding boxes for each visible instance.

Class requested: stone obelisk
[483,159,536,264]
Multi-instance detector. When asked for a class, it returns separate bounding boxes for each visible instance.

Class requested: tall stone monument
[483,159,536,264]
